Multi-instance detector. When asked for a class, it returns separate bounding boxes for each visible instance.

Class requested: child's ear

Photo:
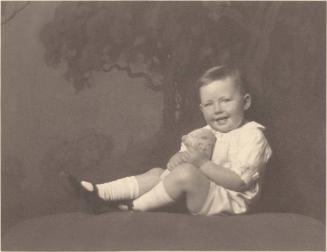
[243,93,251,111]
[199,103,204,113]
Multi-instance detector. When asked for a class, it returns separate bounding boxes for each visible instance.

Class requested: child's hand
[167,152,189,171]
[187,150,210,168]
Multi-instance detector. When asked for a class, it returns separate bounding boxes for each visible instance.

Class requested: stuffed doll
[181,128,216,158]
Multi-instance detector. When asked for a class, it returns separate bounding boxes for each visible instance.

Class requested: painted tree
[40,2,284,142]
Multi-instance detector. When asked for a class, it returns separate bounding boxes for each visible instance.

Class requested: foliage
[39,2,258,133]
[39,1,325,133]
[40,2,242,91]
[40,2,326,136]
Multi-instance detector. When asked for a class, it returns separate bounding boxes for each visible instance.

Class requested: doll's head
[181,128,216,157]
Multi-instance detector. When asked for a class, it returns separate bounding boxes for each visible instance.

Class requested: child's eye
[221,98,231,103]
[203,102,213,107]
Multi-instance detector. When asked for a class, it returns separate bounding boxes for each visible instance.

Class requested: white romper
[161,121,272,216]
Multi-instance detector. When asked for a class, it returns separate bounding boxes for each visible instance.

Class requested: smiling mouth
[214,117,228,124]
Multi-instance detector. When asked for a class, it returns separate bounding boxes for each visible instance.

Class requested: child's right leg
[134,167,165,195]
[67,167,164,203]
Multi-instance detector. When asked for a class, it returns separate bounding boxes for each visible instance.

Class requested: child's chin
[211,124,232,133]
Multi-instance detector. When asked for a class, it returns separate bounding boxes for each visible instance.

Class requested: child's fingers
[167,156,177,169]
[168,159,179,170]
[180,152,190,162]
[169,155,186,170]
[184,151,197,163]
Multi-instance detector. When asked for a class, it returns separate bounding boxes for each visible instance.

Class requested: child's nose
[213,102,222,113]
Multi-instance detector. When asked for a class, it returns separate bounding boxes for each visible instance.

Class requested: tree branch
[1,1,30,25]
[102,63,162,91]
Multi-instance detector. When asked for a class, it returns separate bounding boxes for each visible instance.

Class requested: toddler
[65,65,272,216]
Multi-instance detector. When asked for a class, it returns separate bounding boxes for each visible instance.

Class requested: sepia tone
[1,1,325,250]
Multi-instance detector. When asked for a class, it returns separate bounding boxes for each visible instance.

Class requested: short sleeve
[228,129,272,186]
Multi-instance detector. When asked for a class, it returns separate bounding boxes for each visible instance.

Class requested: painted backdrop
[2,1,325,234]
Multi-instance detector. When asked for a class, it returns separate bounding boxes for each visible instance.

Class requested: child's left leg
[131,163,210,213]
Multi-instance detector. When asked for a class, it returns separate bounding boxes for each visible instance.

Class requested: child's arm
[199,161,249,192]
[188,129,272,192]
[186,151,249,192]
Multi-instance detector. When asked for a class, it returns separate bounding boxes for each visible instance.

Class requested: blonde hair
[198,65,248,94]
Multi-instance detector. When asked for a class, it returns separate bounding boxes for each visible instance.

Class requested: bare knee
[172,163,202,187]
[163,163,209,201]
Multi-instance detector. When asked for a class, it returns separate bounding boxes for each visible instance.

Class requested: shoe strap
[92,183,98,196]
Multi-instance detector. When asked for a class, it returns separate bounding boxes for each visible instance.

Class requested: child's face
[199,77,251,133]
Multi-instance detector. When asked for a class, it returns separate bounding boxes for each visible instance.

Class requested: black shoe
[63,171,110,214]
